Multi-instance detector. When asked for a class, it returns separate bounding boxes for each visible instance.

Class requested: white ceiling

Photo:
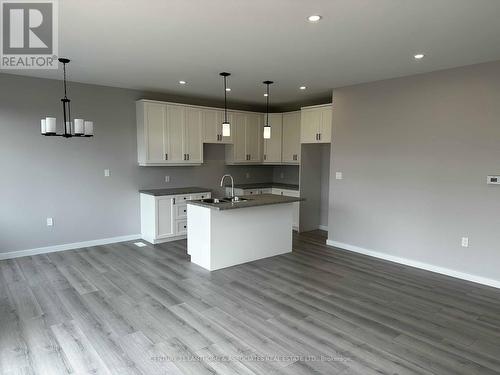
[4,0,500,107]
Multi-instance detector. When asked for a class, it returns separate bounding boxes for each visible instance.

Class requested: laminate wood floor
[1,230,500,374]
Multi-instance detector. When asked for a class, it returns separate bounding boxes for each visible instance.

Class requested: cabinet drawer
[176,220,188,235]
[244,189,261,195]
[271,188,282,195]
[281,189,300,198]
[175,194,192,203]
[191,192,211,200]
[174,204,188,219]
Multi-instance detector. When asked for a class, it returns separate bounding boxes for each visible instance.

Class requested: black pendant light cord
[62,62,68,99]
[266,83,270,126]
[220,73,230,123]
[224,75,227,122]
[263,80,273,126]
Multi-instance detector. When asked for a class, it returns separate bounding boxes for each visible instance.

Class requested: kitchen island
[187,194,302,271]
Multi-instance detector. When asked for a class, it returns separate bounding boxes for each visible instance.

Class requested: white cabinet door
[202,109,233,144]
[166,104,185,163]
[319,106,332,143]
[202,108,219,143]
[301,108,321,143]
[156,197,174,238]
[301,105,332,144]
[232,112,247,163]
[145,102,167,163]
[282,111,301,163]
[184,107,203,163]
[246,113,263,162]
[263,113,282,164]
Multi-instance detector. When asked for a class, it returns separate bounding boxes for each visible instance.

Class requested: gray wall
[0,73,275,253]
[320,144,330,228]
[328,60,500,282]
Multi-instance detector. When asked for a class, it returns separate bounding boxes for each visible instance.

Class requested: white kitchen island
[187,194,302,271]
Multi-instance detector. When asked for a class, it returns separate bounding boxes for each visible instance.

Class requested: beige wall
[328,60,500,285]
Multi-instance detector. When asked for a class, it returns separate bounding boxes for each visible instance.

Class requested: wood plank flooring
[1,230,500,374]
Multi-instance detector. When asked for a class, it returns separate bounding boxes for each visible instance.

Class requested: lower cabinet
[272,188,300,231]
[140,191,211,244]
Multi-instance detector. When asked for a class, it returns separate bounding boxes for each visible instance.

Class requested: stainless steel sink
[224,196,249,202]
[200,198,229,204]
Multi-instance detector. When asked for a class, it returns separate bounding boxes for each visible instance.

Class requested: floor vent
[134,242,147,248]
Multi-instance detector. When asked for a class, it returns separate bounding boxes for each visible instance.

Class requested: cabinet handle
[165,153,168,160]
[187,154,190,160]
[173,198,176,205]
[319,133,321,141]
[264,154,267,161]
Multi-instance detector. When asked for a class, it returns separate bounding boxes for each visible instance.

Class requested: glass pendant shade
[222,121,231,137]
[263,125,271,139]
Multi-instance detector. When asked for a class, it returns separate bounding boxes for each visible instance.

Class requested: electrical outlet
[46,217,53,227]
[246,172,250,179]
[461,237,469,248]
[104,169,110,177]
[336,172,343,180]
[280,172,284,179]
[165,175,170,183]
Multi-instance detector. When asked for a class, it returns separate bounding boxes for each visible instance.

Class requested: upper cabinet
[300,104,332,144]
[137,99,331,166]
[225,112,263,164]
[202,109,233,144]
[282,111,301,164]
[263,113,283,164]
[137,100,203,165]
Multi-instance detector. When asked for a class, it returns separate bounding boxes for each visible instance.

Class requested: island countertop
[139,187,211,196]
[187,193,303,210]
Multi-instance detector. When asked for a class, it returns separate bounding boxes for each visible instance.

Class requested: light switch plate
[336,172,343,180]
[104,169,110,177]
[461,237,469,248]
[46,217,53,227]
[165,176,170,183]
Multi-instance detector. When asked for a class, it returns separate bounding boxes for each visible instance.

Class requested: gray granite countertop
[231,182,299,191]
[187,193,303,210]
[139,187,211,196]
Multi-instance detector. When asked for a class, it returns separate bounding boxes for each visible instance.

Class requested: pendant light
[220,72,231,137]
[263,80,273,139]
[41,58,94,138]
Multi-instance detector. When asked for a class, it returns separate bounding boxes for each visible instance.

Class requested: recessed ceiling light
[413,53,425,60]
[264,93,268,97]
[300,86,307,90]
[179,80,187,85]
[225,87,231,92]
[307,15,322,22]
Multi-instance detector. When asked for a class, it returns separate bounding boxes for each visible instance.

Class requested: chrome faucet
[220,174,234,198]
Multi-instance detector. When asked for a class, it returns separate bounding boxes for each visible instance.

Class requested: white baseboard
[326,240,500,289]
[318,225,329,231]
[0,234,141,260]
